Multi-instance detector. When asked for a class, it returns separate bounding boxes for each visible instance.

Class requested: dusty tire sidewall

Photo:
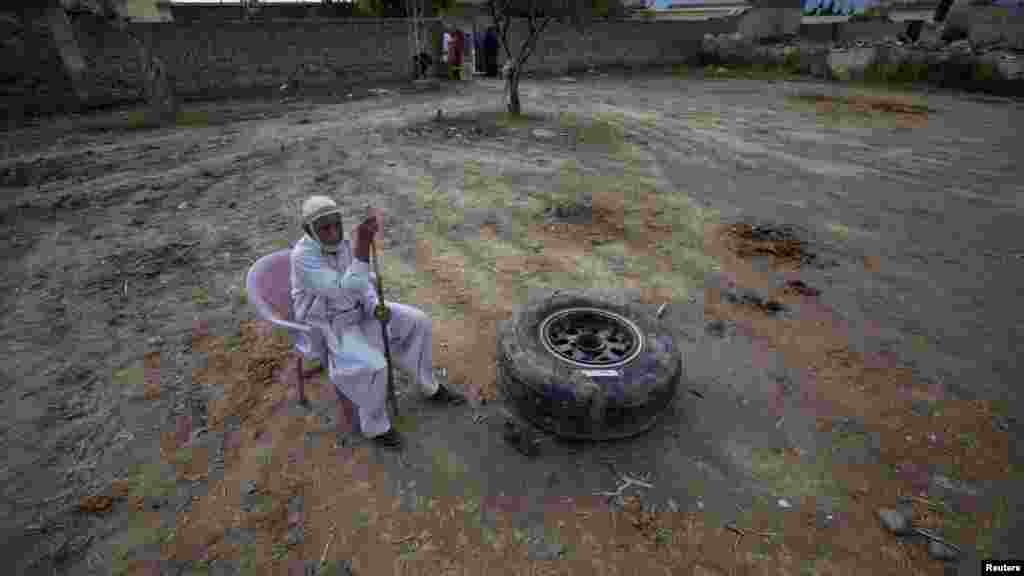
[497,289,682,413]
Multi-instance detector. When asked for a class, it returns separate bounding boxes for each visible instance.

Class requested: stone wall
[959,5,1024,50]
[1,13,738,126]
[738,8,802,41]
[800,8,1024,51]
[700,31,1024,96]
[507,18,739,75]
[801,21,922,45]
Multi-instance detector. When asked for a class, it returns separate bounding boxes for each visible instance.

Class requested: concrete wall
[507,17,739,74]
[800,20,909,44]
[2,14,739,126]
[738,7,802,40]
[840,20,908,41]
[960,5,1024,49]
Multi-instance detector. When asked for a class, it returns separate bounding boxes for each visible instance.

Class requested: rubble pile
[699,25,1024,91]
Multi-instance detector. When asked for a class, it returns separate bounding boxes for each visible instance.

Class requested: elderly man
[291,195,466,450]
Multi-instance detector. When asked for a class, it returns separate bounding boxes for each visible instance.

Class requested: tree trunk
[46,1,91,104]
[934,0,956,23]
[506,66,522,115]
[113,21,178,123]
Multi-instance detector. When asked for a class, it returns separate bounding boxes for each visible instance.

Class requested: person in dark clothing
[450,28,465,80]
[475,30,484,74]
[484,26,500,78]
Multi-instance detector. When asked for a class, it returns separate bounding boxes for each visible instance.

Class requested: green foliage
[972,62,999,82]
[782,50,801,74]
[863,60,932,85]
[126,461,175,501]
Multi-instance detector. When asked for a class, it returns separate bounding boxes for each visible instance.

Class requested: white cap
[301,195,343,253]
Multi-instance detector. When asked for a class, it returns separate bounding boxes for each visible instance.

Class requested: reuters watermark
[983,560,1024,573]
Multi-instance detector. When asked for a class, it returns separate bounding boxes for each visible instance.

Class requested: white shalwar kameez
[290,234,439,437]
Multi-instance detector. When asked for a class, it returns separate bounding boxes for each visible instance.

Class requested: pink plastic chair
[245,249,357,430]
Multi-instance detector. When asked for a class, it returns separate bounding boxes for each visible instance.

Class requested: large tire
[497,289,682,441]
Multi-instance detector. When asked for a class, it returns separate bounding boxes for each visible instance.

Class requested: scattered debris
[527,540,567,560]
[793,92,934,118]
[656,302,668,318]
[705,319,727,337]
[667,498,680,513]
[930,475,979,498]
[319,529,336,571]
[502,417,540,458]
[722,287,787,315]
[688,388,705,399]
[726,521,777,538]
[76,494,114,515]
[546,198,593,223]
[877,508,912,535]
[403,119,492,142]
[783,279,820,297]
[594,463,654,501]
[777,499,792,509]
[723,221,818,267]
[926,535,961,561]
[241,479,259,496]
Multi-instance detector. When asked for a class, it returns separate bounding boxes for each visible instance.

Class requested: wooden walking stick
[369,238,399,418]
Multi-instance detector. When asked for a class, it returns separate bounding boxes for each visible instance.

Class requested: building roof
[121,0,174,22]
[667,0,751,6]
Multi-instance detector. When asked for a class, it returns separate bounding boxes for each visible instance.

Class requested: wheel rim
[538,307,644,368]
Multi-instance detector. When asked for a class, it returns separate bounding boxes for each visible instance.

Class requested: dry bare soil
[2,73,1022,576]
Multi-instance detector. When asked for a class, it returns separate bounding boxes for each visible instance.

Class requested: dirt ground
[2,70,1022,576]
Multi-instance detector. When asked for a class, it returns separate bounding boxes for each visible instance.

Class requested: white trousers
[327,302,439,437]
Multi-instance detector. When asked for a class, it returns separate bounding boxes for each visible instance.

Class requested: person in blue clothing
[484,26,500,78]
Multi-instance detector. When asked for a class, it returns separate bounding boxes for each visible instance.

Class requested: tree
[487,0,625,115]
[933,0,956,22]
[26,0,178,123]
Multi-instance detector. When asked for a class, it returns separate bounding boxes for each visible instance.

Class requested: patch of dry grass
[787,89,934,129]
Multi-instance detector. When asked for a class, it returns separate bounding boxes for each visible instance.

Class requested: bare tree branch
[519,15,552,65]
[487,0,623,114]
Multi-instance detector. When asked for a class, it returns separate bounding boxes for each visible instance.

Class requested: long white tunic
[290,234,438,437]
[291,234,386,376]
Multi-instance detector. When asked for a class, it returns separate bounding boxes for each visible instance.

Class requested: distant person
[412,52,433,79]
[442,28,452,73]
[484,26,500,77]
[450,27,465,80]
[464,30,476,76]
[475,30,484,74]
